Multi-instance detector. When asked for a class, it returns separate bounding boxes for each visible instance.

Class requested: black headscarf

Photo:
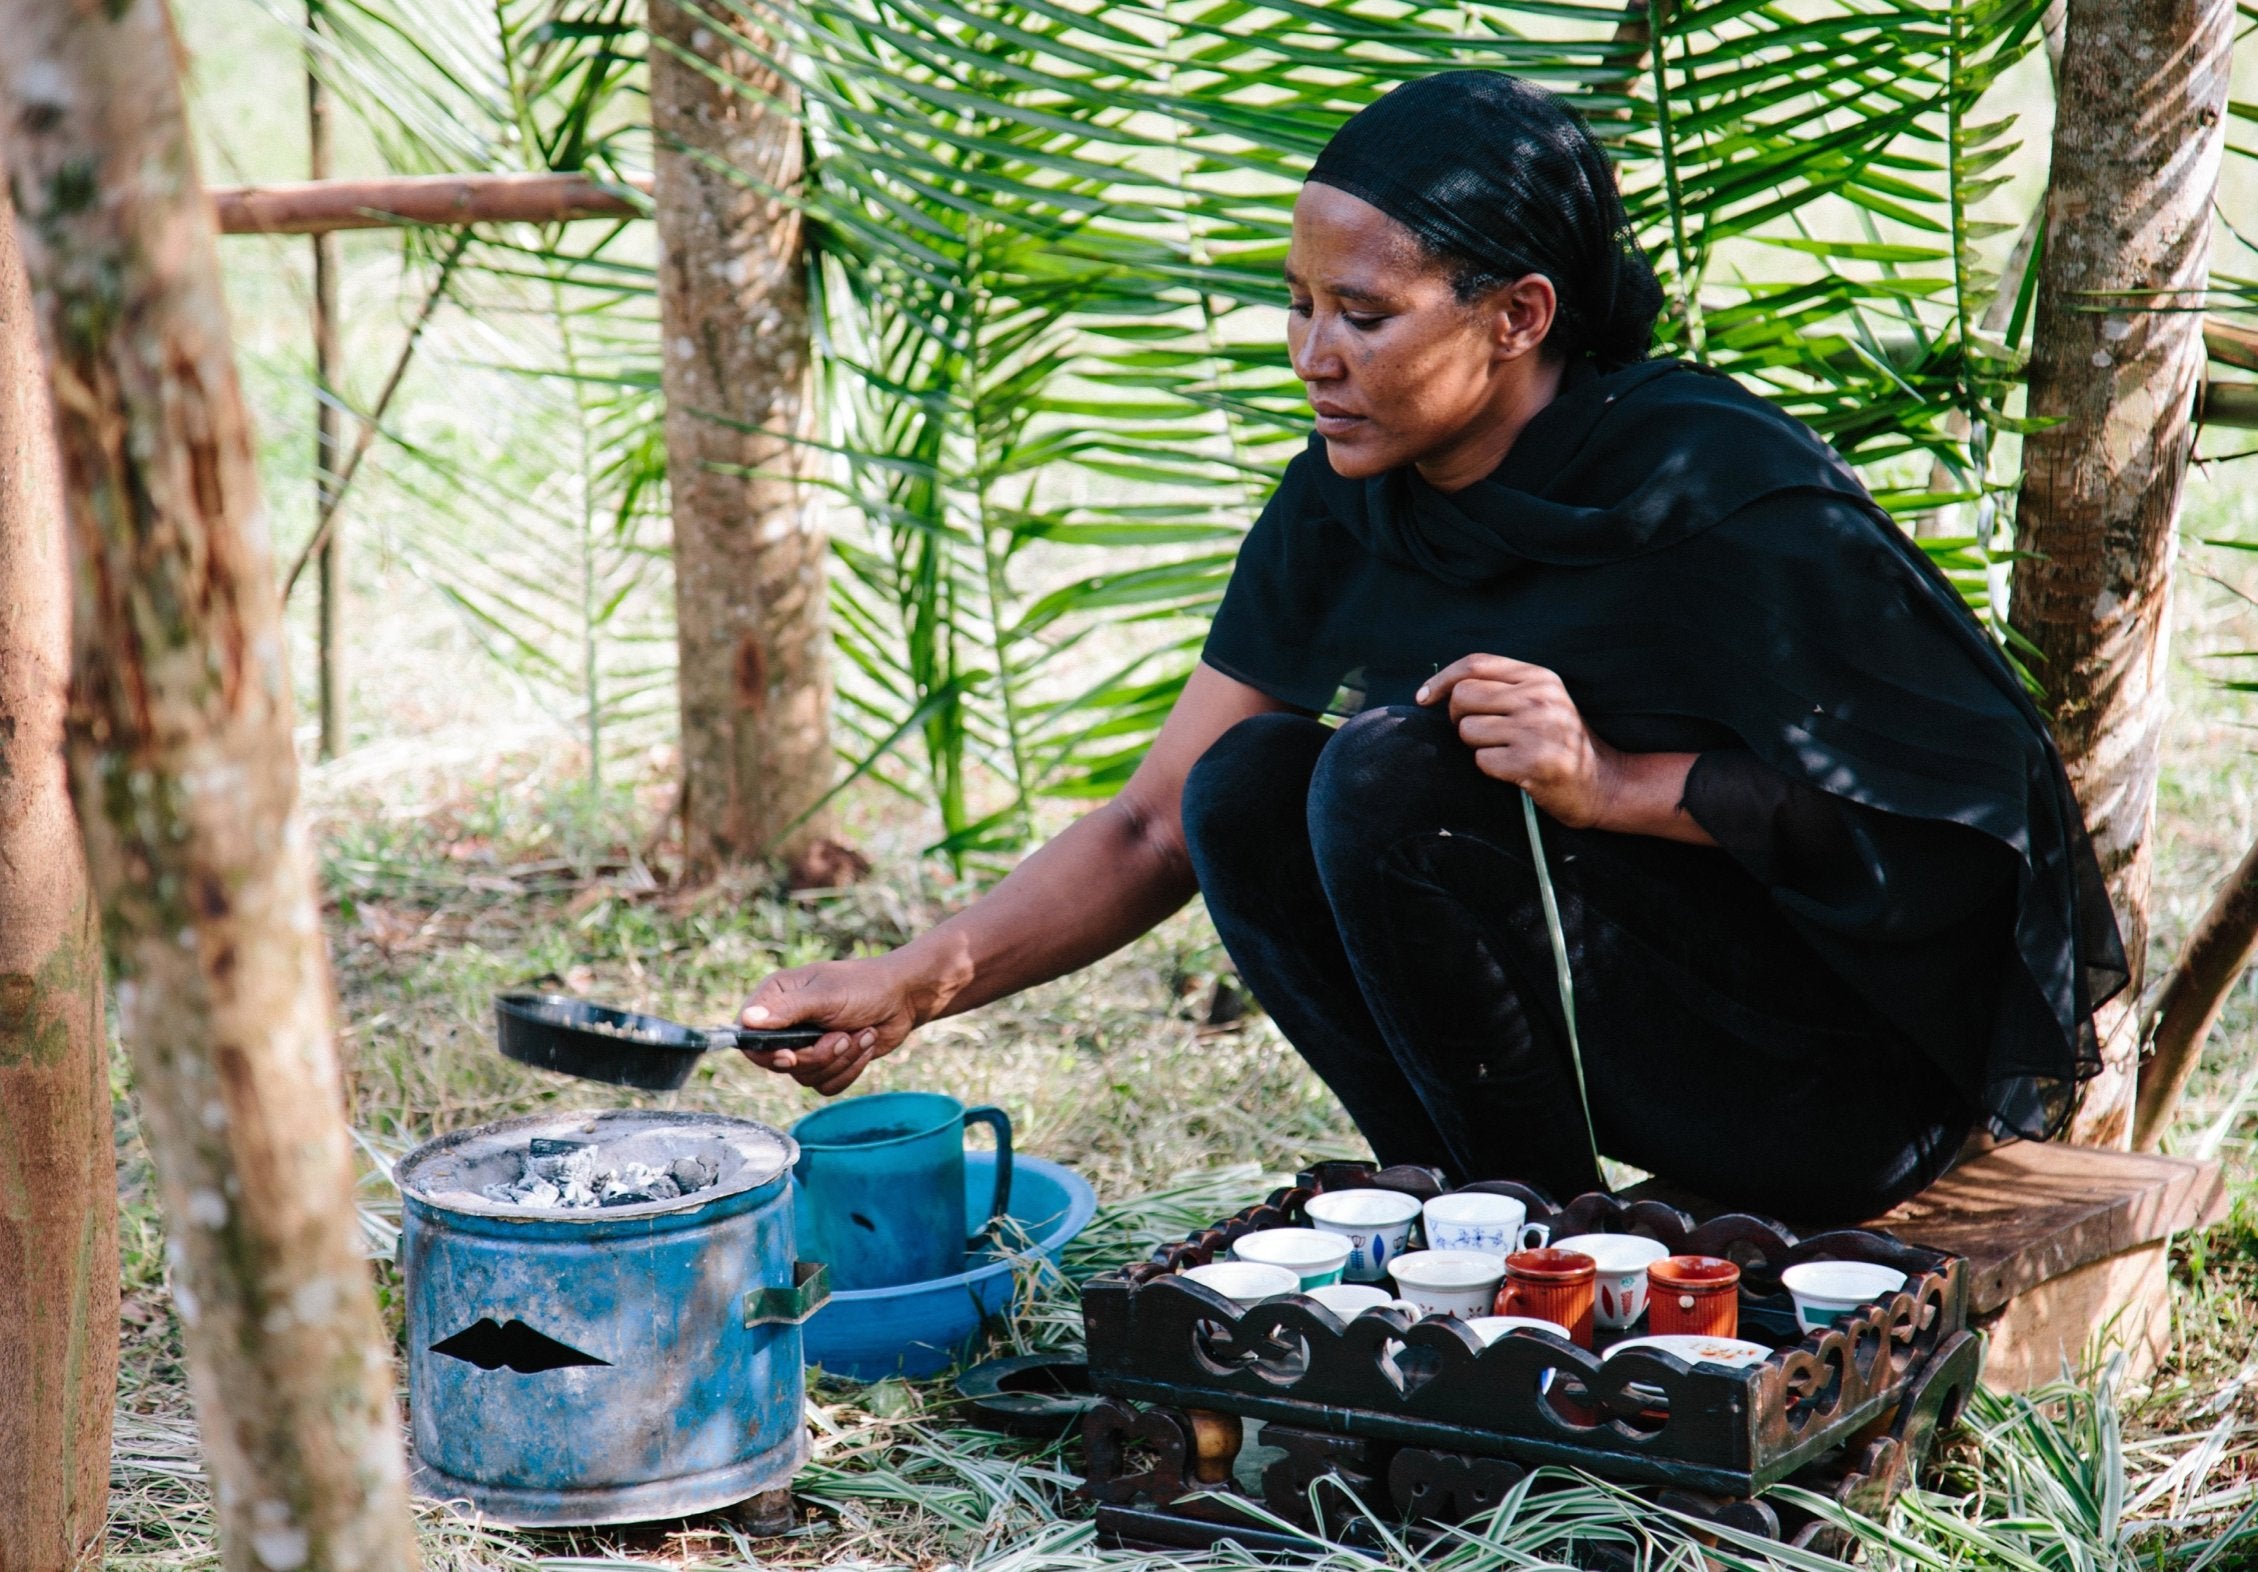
[1203,357,2127,1140]
[1307,71,1661,368]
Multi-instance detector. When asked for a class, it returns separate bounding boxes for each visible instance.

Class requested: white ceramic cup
[1555,1232,1671,1330]
[1604,1333,1772,1370]
[1781,1261,1908,1333]
[1181,1260,1299,1305]
[1229,1227,1354,1289]
[1465,1313,1569,1392]
[1306,1188,1424,1282]
[1304,1283,1422,1321]
[1422,1192,1550,1257]
[1465,1314,1571,1345]
[1388,1249,1508,1318]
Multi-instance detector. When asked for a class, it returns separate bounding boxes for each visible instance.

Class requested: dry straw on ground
[92,743,2258,1570]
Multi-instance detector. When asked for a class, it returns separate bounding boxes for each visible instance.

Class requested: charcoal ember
[482,1142,720,1209]
[669,1155,720,1193]
[597,1162,679,1206]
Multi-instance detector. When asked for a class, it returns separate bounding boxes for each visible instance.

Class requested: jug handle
[965,1105,1013,1236]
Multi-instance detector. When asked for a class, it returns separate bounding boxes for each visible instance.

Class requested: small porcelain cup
[1604,1334,1772,1401]
[1781,1261,1907,1333]
[1555,1233,1671,1330]
[1389,1249,1508,1317]
[1306,1188,1423,1282]
[1304,1283,1410,1318]
[1421,1192,1550,1257]
[1229,1227,1353,1289]
[1466,1314,1569,1393]
[1465,1314,1571,1345]
[1182,1260,1299,1305]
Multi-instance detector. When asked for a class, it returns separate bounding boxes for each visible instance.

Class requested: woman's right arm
[737,661,1291,1093]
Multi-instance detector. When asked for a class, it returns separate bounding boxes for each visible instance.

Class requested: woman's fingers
[1457,712,1539,749]
[743,1027,845,1075]
[1445,679,1541,722]
[1471,745,1525,784]
[741,971,819,1033]
[1416,652,1550,707]
[743,1024,887,1093]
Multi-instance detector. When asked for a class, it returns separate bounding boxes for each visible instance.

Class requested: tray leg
[1784,1329,1985,1557]
[1080,1397,1256,1527]
[1259,1425,1389,1536]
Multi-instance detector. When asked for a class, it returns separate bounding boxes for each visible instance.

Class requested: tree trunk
[0,0,421,1567]
[2007,0,2232,1147]
[650,0,837,880]
[0,170,118,1572]
[2133,830,2258,1149]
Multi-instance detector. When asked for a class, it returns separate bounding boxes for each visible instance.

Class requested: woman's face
[1286,182,1558,487]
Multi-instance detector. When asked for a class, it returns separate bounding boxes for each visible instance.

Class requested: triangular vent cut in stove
[430,1318,610,1373]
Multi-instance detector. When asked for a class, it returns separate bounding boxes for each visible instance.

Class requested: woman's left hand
[1417,653,1622,829]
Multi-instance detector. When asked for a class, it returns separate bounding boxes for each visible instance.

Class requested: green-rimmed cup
[1228,1226,1353,1290]
[1781,1260,1907,1333]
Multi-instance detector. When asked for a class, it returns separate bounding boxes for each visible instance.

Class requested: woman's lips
[1313,410,1367,437]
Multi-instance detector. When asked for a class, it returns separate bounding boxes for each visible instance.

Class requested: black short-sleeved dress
[1179,357,2124,1221]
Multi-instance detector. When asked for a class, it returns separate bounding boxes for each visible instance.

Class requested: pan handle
[702,1025,825,1053]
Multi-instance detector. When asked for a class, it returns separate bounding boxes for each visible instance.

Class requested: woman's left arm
[1417,652,1717,846]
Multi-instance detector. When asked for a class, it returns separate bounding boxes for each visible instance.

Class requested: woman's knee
[1181,712,1331,868]
[1307,704,1469,854]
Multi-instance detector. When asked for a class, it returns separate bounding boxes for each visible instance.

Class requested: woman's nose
[1291,316,1342,383]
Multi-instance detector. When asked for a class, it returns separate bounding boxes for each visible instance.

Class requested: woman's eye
[1345,313,1386,332]
[1288,297,1313,318]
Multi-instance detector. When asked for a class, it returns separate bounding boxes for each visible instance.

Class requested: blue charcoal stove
[395,1109,827,1527]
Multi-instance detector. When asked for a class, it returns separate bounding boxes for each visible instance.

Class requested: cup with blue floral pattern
[1421,1191,1551,1259]
[1305,1188,1423,1282]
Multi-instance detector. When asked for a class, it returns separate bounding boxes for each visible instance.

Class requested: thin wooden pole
[0,0,422,1563]
[211,171,648,235]
[2135,832,2258,1149]
[281,231,469,600]
[309,0,344,761]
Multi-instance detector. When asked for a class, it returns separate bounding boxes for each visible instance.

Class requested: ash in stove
[482,1136,723,1210]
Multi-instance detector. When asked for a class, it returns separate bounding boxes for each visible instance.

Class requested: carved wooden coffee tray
[1078,1160,1981,1554]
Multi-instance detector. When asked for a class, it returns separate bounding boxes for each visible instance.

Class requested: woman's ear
[1492,273,1558,362]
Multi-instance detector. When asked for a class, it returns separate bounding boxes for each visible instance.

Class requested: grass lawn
[98,706,2258,1569]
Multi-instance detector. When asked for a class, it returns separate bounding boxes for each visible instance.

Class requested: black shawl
[1202,357,2124,1138]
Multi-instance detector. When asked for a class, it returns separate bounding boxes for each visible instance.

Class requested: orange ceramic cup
[1647,1254,1742,1337]
[1494,1248,1598,1347]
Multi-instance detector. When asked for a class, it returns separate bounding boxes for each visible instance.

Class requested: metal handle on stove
[743,1260,831,1326]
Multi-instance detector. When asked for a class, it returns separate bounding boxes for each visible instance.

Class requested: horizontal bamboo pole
[199,185,2258,433]
[2198,377,2258,429]
[2205,317,2258,373]
[211,171,650,234]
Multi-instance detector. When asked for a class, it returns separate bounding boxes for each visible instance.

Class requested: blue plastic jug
[790,1091,1013,1290]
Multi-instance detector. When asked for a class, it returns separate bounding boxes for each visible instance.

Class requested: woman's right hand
[739,955,927,1096]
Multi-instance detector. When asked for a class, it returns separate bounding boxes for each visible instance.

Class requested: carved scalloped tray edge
[1079,1168,1973,1492]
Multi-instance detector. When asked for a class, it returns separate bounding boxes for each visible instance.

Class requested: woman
[738,72,2125,1225]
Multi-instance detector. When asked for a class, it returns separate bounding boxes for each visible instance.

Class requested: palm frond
[314,0,2056,851]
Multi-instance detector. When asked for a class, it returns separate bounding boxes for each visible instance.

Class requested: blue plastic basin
[799,1151,1096,1380]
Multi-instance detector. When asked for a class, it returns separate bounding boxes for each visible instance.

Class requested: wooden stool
[1625,1142,2226,1391]
[1869,1142,2226,1390]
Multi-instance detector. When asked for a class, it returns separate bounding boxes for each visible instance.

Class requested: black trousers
[1180,706,1974,1225]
